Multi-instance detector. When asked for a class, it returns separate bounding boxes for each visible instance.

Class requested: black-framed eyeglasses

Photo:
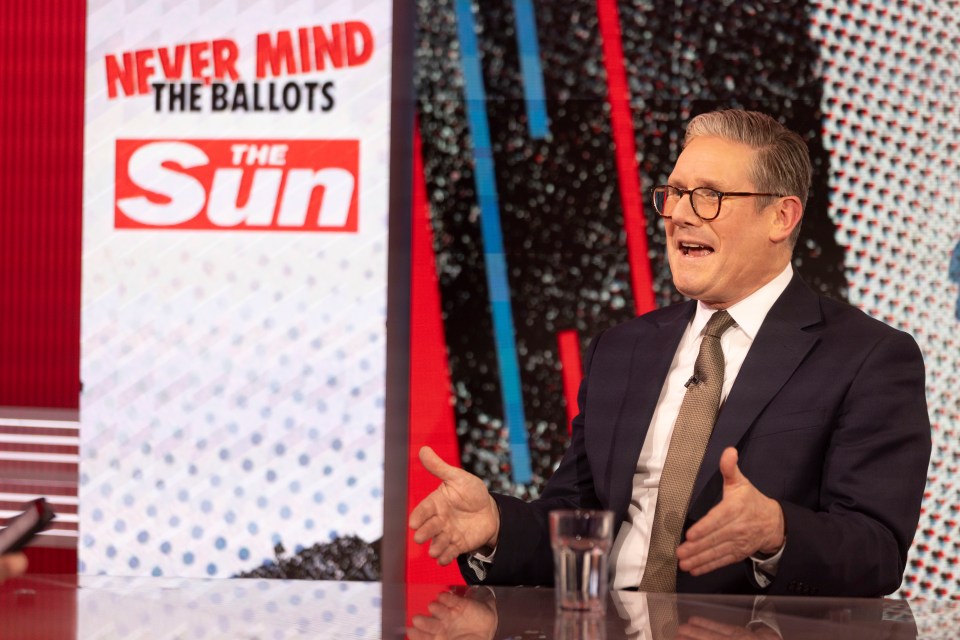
[651,185,784,221]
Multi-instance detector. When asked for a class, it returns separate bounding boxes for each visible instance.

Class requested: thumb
[419,446,460,483]
[719,447,744,488]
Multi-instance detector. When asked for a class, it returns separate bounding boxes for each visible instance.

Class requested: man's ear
[769,195,803,244]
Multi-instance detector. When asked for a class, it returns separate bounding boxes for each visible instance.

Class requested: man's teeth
[680,242,712,255]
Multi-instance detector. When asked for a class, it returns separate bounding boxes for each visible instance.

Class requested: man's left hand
[676,447,785,576]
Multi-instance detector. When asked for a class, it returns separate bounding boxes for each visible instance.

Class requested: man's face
[664,136,786,309]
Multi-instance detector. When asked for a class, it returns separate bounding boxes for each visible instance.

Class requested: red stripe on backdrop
[595,0,656,315]
[557,330,584,436]
[405,119,465,598]
[0,0,84,577]
[0,0,84,409]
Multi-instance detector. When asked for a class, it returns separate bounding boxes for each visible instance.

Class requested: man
[409,109,931,596]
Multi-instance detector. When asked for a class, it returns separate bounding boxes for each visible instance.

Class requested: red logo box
[115,139,359,231]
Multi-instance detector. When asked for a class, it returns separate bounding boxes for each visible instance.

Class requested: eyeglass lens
[653,187,720,219]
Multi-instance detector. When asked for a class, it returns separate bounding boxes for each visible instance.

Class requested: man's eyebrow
[667,177,727,190]
[696,179,726,191]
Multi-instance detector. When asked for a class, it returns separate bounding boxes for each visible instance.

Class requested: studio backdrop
[406,0,959,600]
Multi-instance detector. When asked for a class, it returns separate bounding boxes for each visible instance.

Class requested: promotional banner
[81,0,392,578]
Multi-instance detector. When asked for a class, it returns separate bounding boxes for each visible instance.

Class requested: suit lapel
[606,302,694,520]
[689,274,823,507]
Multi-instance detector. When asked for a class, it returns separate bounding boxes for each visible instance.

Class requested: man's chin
[670,271,709,301]
[672,283,700,301]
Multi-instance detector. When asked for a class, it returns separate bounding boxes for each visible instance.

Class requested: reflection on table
[2,575,382,639]
[407,585,925,640]
[2,575,958,639]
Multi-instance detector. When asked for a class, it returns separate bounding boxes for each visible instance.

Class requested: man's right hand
[408,447,500,566]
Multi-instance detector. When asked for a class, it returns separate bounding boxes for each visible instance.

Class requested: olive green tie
[640,310,736,593]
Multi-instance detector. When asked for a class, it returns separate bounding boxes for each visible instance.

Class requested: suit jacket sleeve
[458,332,606,586]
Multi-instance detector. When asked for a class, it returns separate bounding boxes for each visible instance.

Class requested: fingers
[685,615,741,633]
[678,543,740,576]
[430,534,463,566]
[677,616,746,640]
[678,494,781,574]
[429,532,467,566]
[676,620,727,640]
[677,521,722,566]
[414,512,468,563]
[406,625,432,640]
[0,553,27,582]
[412,514,446,545]
[412,507,469,563]
[410,614,443,636]
[436,591,466,608]
[683,500,732,544]
[678,502,744,573]
[428,531,451,559]
[409,496,437,530]
[0,553,28,581]
[409,593,462,640]
[419,446,460,483]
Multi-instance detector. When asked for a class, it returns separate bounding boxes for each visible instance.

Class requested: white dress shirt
[610,263,794,590]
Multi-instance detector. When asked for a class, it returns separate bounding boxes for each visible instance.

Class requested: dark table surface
[1,574,957,639]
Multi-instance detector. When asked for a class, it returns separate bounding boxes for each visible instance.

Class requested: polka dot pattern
[810,0,960,599]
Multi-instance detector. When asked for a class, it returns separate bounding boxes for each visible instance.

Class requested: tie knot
[703,310,736,338]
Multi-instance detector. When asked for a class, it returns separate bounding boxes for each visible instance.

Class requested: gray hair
[684,110,811,244]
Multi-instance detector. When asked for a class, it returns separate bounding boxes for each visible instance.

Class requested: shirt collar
[690,264,794,340]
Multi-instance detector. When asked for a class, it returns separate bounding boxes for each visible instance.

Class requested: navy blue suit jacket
[460,273,931,596]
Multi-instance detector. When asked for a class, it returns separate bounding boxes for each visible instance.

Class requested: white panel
[81,0,392,578]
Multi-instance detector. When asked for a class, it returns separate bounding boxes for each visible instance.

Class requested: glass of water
[549,509,615,612]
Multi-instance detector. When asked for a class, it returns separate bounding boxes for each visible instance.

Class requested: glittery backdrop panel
[412,0,959,597]
[809,1,960,600]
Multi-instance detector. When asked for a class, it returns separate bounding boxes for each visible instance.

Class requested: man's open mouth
[679,242,715,257]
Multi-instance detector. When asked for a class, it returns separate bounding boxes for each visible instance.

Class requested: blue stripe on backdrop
[512,0,550,139]
[453,0,533,484]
